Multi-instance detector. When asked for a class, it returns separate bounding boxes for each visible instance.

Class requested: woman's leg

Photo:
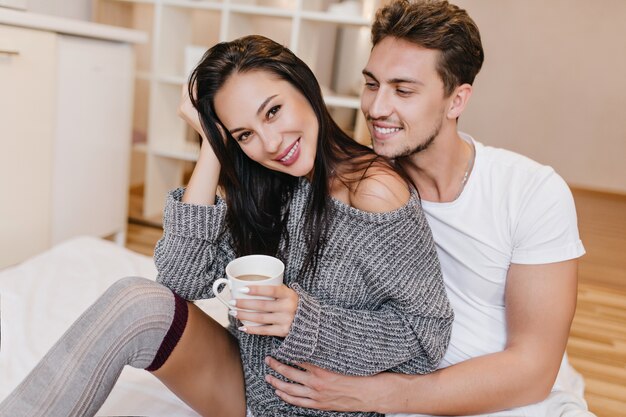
[152,301,246,417]
[0,277,245,417]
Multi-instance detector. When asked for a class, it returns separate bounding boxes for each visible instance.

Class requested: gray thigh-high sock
[0,276,188,417]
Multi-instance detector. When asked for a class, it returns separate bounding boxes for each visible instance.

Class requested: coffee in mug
[236,274,271,282]
[212,255,284,326]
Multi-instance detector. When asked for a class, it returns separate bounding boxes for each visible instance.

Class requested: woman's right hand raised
[178,83,222,205]
[178,83,208,143]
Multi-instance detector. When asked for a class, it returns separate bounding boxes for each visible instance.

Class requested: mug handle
[212,278,231,308]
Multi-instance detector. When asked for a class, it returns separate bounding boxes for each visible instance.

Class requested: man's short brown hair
[372,0,484,96]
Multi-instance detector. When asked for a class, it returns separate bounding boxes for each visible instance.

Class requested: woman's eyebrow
[229,94,279,134]
[257,94,278,116]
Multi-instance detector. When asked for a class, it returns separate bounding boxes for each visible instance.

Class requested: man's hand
[264,357,380,412]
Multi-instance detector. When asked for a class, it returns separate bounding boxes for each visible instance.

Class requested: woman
[0,35,452,417]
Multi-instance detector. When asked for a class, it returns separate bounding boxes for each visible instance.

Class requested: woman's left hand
[231,284,299,337]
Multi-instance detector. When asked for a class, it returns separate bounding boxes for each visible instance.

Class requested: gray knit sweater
[154,178,453,417]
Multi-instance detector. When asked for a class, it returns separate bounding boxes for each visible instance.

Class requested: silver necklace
[455,142,475,200]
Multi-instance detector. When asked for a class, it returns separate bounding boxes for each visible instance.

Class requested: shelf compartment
[132,76,151,145]
[301,0,376,18]
[229,4,295,18]
[333,25,371,96]
[150,147,200,161]
[136,70,151,81]
[296,19,370,101]
[94,1,154,73]
[148,82,198,156]
[156,6,221,77]
[300,11,370,27]
[225,12,291,45]
[155,74,186,85]
[295,19,338,88]
[98,0,157,4]
[326,105,358,136]
[324,94,361,109]
[161,0,224,11]
[230,0,297,12]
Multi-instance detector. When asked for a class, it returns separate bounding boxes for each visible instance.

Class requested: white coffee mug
[212,255,284,326]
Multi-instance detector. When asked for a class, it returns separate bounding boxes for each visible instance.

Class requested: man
[264,1,593,416]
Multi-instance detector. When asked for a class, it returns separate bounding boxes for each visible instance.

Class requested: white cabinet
[0,14,145,269]
[0,25,56,268]
[94,0,379,219]
[51,35,134,245]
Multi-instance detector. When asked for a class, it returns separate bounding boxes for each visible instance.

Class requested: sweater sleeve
[272,199,453,376]
[154,188,236,300]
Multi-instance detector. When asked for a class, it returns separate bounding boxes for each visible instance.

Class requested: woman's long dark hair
[189,35,398,270]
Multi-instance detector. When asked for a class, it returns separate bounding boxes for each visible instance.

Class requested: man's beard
[393,130,437,159]
[375,121,440,160]
[370,110,444,159]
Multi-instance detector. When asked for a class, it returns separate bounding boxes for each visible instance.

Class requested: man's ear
[446,83,473,120]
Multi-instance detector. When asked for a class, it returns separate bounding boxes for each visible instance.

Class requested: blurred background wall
[455,0,626,193]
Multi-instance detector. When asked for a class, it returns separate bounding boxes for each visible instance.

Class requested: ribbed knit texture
[155,178,454,417]
[0,277,179,417]
[145,292,188,371]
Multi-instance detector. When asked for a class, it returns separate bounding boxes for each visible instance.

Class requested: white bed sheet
[0,236,229,416]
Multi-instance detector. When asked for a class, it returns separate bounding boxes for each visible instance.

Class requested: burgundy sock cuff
[146,292,189,372]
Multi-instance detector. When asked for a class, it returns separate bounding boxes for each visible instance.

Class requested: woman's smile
[275,138,301,166]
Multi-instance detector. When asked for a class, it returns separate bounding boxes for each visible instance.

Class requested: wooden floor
[565,189,626,417]
[125,186,626,417]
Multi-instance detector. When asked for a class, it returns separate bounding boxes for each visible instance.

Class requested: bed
[0,236,229,416]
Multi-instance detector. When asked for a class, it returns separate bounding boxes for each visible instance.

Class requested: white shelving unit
[94,0,378,219]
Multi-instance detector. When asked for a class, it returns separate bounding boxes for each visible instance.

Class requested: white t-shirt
[390,133,586,417]
[424,134,584,367]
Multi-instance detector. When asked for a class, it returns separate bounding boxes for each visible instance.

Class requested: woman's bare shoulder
[348,164,411,213]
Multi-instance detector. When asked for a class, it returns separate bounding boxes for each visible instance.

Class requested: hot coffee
[236,274,271,282]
